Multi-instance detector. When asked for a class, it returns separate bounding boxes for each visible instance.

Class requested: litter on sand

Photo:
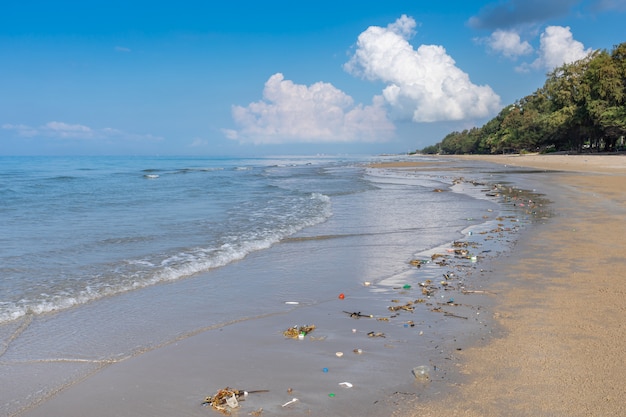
[283,324,316,338]
[343,311,373,318]
[202,387,268,415]
[282,398,299,407]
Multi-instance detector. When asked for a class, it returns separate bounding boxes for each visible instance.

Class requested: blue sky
[1,0,625,156]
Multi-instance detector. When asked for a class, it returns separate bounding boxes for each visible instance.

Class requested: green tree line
[421,42,626,154]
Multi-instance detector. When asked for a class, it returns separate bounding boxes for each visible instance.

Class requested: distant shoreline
[444,152,626,173]
[372,152,626,173]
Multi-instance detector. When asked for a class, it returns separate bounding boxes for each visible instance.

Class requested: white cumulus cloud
[1,123,39,137]
[530,26,594,70]
[483,30,533,58]
[344,15,501,123]
[44,121,95,138]
[3,121,94,139]
[2,121,161,141]
[225,73,395,144]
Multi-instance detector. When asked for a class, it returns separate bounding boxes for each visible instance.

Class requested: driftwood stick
[444,312,468,319]
[462,290,497,295]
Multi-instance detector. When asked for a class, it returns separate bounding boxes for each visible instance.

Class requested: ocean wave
[0,192,332,325]
[170,167,225,175]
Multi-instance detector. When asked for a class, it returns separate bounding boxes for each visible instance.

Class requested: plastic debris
[283,324,316,339]
[282,398,299,407]
[412,365,430,381]
[202,387,269,415]
[338,293,345,299]
[225,394,238,409]
[339,382,353,388]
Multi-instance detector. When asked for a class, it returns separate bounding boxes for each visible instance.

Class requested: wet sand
[396,154,626,417]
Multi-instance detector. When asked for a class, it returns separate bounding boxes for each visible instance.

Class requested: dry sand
[395,154,626,417]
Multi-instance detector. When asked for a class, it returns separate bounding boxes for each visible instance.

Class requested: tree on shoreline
[420,42,626,154]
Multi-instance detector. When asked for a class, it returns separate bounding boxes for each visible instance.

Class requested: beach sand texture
[396,154,626,417]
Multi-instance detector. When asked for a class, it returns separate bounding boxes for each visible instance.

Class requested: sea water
[0,156,349,323]
[0,155,531,415]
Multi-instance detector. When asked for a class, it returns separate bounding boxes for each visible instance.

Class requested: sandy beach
[395,153,626,417]
[12,153,625,417]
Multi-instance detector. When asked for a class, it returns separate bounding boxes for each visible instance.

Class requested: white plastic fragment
[338,382,353,388]
[225,394,239,408]
[282,398,299,407]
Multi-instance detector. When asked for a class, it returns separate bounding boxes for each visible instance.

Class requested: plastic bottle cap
[338,293,345,299]
[322,367,329,373]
